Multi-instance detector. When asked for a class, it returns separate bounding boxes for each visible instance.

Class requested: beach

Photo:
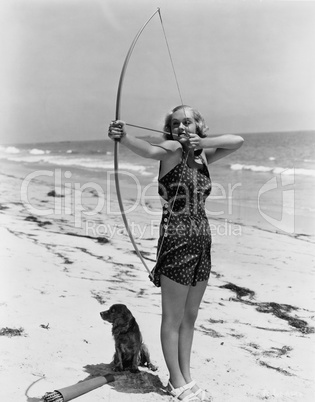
[1,136,315,401]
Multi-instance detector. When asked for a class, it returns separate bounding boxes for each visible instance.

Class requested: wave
[230,164,315,177]
[5,155,153,176]
[29,148,51,155]
[48,157,152,174]
[0,146,53,155]
[1,146,21,154]
[6,155,52,163]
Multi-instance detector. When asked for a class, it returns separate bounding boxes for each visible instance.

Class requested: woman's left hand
[108,120,127,142]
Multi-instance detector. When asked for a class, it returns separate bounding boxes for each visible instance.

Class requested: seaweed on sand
[256,302,313,334]
[0,327,25,337]
[220,282,255,300]
[220,282,314,334]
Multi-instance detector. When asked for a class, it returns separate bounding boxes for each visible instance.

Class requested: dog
[100,304,157,373]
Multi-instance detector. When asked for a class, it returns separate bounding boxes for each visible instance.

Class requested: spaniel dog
[100,304,157,373]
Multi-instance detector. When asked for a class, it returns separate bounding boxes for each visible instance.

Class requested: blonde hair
[163,105,208,140]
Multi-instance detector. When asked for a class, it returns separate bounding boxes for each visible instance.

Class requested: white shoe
[186,380,212,401]
[168,381,200,401]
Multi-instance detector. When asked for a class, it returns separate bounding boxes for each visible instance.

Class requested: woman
[108,105,244,401]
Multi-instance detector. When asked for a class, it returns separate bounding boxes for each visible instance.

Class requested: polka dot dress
[151,152,212,287]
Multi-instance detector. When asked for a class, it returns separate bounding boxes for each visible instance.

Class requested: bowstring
[158,9,185,106]
[154,9,191,270]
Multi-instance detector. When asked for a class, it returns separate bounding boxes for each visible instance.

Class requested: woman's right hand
[108,120,127,142]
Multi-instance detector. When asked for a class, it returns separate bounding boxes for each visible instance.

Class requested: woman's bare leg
[160,275,195,399]
[178,280,210,400]
[179,280,208,381]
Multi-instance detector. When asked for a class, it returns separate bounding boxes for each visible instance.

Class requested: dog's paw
[130,367,141,374]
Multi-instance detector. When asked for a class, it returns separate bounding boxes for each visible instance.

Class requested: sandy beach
[1,158,315,402]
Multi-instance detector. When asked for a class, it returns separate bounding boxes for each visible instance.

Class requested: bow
[114,9,161,279]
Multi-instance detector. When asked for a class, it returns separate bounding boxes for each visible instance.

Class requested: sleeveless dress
[150,151,212,287]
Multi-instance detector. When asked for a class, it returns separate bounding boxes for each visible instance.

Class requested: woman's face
[170,108,197,140]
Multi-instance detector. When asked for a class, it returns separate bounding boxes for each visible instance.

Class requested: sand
[0,162,315,402]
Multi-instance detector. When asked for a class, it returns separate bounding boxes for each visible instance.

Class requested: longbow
[114,9,161,280]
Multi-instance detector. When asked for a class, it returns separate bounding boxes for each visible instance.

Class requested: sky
[0,0,315,144]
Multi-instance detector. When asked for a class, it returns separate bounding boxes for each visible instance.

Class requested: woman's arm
[108,120,180,161]
[189,133,244,164]
[203,135,244,164]
[200,134,244,150]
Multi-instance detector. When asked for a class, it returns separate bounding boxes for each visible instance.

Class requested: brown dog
[100,304,157,373]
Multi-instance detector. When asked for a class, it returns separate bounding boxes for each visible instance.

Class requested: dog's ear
[121,306,133,322]
[112,306,133,331]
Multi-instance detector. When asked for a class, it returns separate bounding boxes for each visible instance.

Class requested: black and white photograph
[0,0,314,401]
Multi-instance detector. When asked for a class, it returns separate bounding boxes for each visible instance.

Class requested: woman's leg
[179,280,209,399]
[160,275,195,399]
[179,280,208,380]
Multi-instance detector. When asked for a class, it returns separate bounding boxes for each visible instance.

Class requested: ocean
[1,131,314,239]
